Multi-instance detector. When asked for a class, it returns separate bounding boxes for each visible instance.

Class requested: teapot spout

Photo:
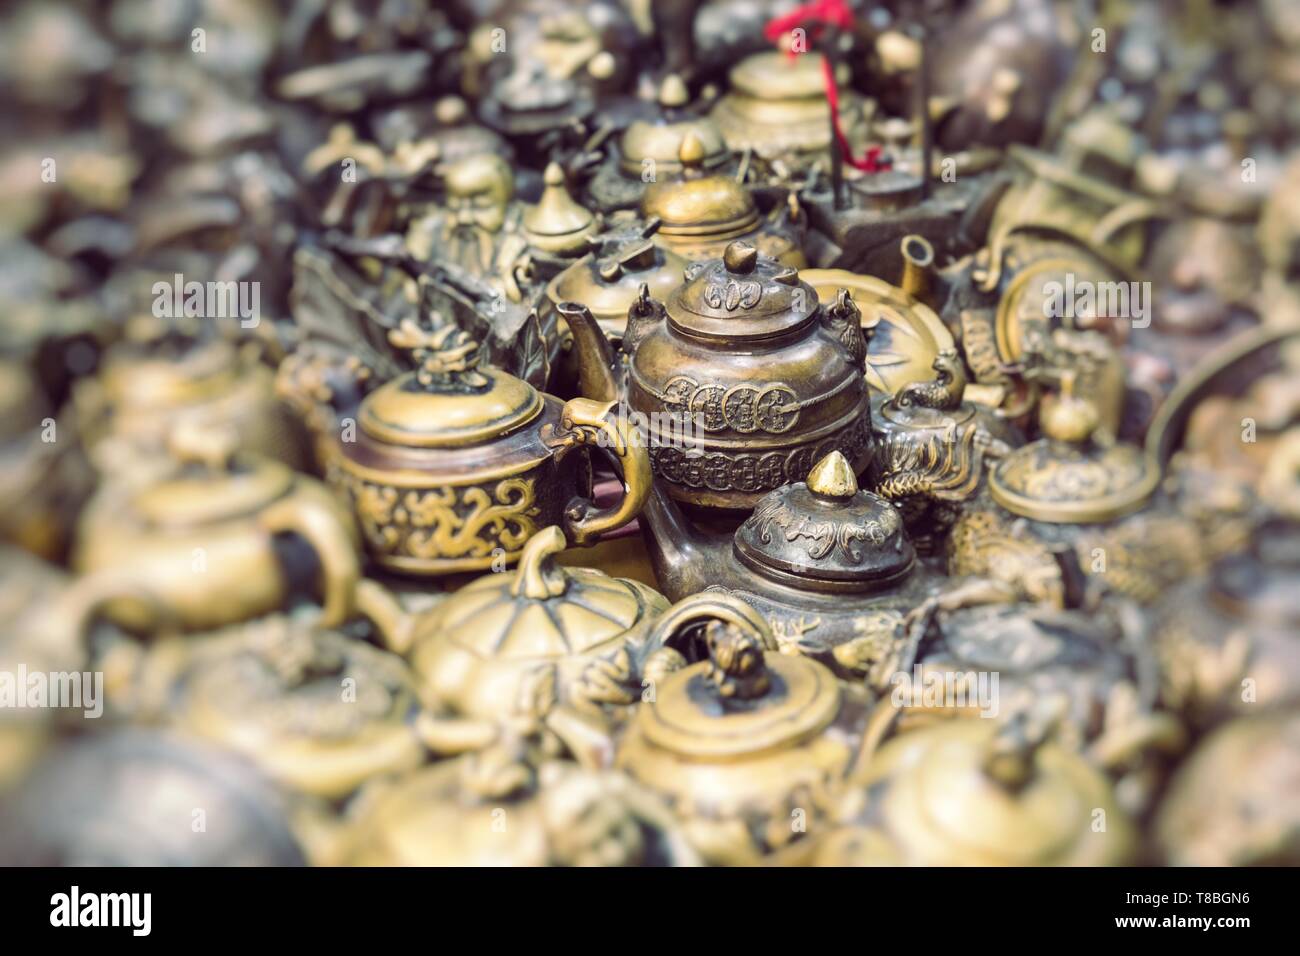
[639,485,727,600]
[557,301,620,403]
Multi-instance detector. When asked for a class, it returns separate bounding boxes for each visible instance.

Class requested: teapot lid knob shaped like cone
[806,451,858,499]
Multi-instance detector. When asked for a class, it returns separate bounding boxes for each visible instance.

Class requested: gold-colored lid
[637,628,841,759]
[667,240,816,341]
[179,617,424,801]
[132,424,291,528]
[619,75,730,176]
[728,51,848,101]
[546,219,689,326]
[734,452,915,591]
[867,718,1132,866]
[359,324,542,449]
[522,162,597,257]
[102,335,240,407]
[417,528,663,662]
[989,410,1159,524]
[640,133,759,240]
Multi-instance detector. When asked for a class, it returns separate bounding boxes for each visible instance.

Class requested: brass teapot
[585,74,733,213]
[329,324,650,576]
[71,423,361,633]
[167,610,428,803]
[545,219,690,354]
[639,134,805,267]
[947,372,1199,606]
[814,711,1136,866]
[710,50,871,176]
[405,527,672,761]
[640,451,936,680]
[614,592,873,866]
[565,241,872,512]
[74,321,310,478]
[344,740,699,866]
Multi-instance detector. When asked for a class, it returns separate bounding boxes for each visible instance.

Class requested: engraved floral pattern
[345,474,541,562]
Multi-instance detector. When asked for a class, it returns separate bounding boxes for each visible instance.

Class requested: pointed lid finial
[806,451,858,499]
[659,73,690,109]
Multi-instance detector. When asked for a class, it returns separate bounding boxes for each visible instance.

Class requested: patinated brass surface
[331,325,650,574]
[4,0,1297,872]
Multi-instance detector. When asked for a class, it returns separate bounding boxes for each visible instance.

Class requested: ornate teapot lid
[178,615,425,800]
[989,396,1159,524]
[865,716,1133,865]
[728,50,849,102]
[358,323,542,449]
[523,162,597,257]
[636,615,842,759]
[666,240,816,342]
[414,527,666,666]
[546,219,688,325]
[640,134,759,245]
[734,452,915,592]
[132,424,293,528]
[102,328,241,407]
[619,74,729,176]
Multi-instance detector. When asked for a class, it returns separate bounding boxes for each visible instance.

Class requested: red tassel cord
[763,0,890,172]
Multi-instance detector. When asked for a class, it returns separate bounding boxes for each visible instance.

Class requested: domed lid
[873,716,1131,865]
[666,240,817,342]
[179,616,424,800]
[359,323,542,449]
[639,616,842,759]
[728,50,849,101]
[990,392,1158,524]
[102,332,240,407]
[619,75,729,175]
[640,133,758,241]
[547,219,689,324]
[734,452,915,591]
[131,423,292,528]
[425,528,662,661]
[523,162,597,257]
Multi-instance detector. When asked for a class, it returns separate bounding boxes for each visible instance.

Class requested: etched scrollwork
[345,474,541,561]
[748,493,901,563]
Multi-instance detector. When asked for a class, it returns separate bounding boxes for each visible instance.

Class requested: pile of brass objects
[2,0,1300,868]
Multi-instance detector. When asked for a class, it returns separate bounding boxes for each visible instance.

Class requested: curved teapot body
[336,391,591,576]
[623,242,873,512]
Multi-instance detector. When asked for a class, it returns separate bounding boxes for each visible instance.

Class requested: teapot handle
[552,397,651,547]
[258,494,361,628]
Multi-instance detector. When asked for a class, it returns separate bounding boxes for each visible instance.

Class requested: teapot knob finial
[722,240,758,275]
[806,451,859,499]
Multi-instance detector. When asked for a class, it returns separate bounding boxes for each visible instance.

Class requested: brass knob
[722,240,759,275]
[806,451,859,500]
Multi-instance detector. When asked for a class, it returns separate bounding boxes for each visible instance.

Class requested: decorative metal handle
[258,494,361,628]
[553,397,651,547]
